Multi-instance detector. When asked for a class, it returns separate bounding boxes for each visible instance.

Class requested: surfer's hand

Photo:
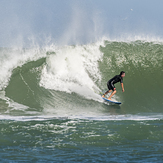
[122,89,124,92]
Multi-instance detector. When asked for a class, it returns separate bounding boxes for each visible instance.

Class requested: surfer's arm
[121,83,124,92]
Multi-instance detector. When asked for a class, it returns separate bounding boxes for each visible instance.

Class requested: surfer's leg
[108,90,116,100]
[102,90,112,98]
[103,82,113,98]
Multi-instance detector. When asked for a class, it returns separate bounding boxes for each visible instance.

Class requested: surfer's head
[120,71,125,77]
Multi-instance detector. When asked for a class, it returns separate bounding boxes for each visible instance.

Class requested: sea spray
[40,42,104,101]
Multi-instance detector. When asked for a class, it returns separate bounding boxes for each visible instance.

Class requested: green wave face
[99,41,163,113]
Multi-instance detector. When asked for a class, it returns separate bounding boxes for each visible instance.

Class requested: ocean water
[0,40,163,162]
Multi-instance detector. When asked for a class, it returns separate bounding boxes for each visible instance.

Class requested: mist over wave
[1,0,163,47]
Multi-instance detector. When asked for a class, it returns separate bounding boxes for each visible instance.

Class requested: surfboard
[102,97,121,105]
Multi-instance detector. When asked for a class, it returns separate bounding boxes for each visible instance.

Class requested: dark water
[0,40,163,162]
[0,119,163,162]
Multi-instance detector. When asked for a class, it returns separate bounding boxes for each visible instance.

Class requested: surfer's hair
[120,71,125,75]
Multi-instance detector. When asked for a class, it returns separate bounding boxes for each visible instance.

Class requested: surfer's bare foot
[102,95,105,98]
[108,98,111,100]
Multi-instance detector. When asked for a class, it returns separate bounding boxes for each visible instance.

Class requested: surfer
[102,71,125,100]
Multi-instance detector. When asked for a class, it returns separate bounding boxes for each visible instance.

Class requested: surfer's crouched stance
[102,71,125,100]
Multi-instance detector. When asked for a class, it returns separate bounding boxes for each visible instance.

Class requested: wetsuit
[107,75,123,91]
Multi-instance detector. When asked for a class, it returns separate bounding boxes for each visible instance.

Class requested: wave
[0,39,163,118]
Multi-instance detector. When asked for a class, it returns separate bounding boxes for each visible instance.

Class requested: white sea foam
[0,48,46,90]
[40,41,104,101]
[0,114,162,121]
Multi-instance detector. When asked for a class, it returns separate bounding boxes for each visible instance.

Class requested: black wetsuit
[107,75,123,91]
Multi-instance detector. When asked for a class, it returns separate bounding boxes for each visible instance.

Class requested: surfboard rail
[102,97,121,105]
